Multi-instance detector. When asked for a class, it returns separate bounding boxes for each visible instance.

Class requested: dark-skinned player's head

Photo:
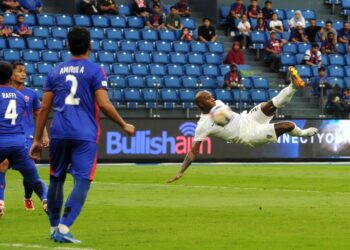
[11,61,26,85]
[195,90,216,114]
[0,61,13,85]
[68,27,91,56]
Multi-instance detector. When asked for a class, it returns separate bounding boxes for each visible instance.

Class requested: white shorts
[239,104,278,147]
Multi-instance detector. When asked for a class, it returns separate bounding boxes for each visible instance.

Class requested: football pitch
[1,164,350,250]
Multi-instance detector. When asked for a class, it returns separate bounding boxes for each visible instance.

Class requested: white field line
[0,243,96,250]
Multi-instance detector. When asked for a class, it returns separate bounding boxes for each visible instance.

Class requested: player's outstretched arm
[167,141,202,183]
[95,89,135,136]
[34,109,50,147]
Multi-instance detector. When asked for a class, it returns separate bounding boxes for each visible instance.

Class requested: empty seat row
[295,64,350,79]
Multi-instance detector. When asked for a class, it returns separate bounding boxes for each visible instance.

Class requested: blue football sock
[33,179,48,201]
[0,172,5,201]
[48,176,65,227]
[23,179,34,199]
[60,179,91,228]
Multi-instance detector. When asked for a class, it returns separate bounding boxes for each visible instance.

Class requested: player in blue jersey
[0,61,47,217]
[30,27,135,243]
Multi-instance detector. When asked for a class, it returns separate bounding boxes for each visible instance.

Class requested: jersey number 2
[65,75,80,105]
[5,100,18,125]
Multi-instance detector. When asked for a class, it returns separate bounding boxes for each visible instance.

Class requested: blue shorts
[49,139,98,181]
[0,146,36,172]
[26,138,33,150]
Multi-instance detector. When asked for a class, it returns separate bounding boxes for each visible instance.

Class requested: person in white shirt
[237,13,251,49]
[269,13,283,33]
[168,67,318,183]
[304,43,322,66]
[289,10,306,29]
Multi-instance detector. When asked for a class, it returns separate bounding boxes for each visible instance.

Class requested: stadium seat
[219,65,230,76]
[3,49,20,61]
[182,76,198,88]
[199,76,217,89]
[241,77,253,89]
[173,41,190,53]
[190,41,207,53]
[295,65,312,79]
[8,37,26,49]
[37,14,55,26]
[344,77,350,88]
[268,89,279,99]
[106,28,123,40]
[92,15,109,27]
[302,9,316,19]
[61,51,72,61]
[52,27,68,38]
[152,52,169,64]
[156,41,172,52]
[184,64,201,77]
[98,51,115,63]
[321,54,329,66]
[124,29,140,41]
[282,31,291,41]
[167,64,184,76]
[297,43,311,53]
[145,75,163,87]
[214,89,233,104]
[205,53,222,65]
[295,53,305,64]
[3,13,16,25]
[74,15,91,26]
[112,63,130,76]
[336,43,347,55]
[280,53,297,72]
[345,54,350,66]
[120,40,137,52]
[219,6,230,25]
[327,77,344,88]
[141,29,158,41]
[102,40,118,52]
[89,52,97,62]
[126,76,145,88]
[188,53,204,64]
[274,9,286,19]
[42,50,59,62]
[127,16,144,28]
[159,29,176,41]
[112,89,123,106]
[328,66,345,77]
[179,89,195,108]
[90,28,105,40]
[216,76,224,88]
[283,43,298,54]
[250,32,265,49]
[24,62,36,75]
[32,74,47,88]
[124,89,141,109]
[119,4,132,16]
[311,66,321,77]
[27,38,45,50]
[149,64,166,76]
[56,14,73,27]
[232,90,251,104]
[332,20,343,31]
[37,62,54,74]
[142,88,158,109]
[286,9,297,19]
[316,20,325,27]
[202,65,219,77]
[134,51,151,64]
[91,39,101,51]
[170,52,187,64]
[24,14,36,25]
[116,51,133,64]
[251,90,268,103]
[110,16,127,28]
[33,26,50,38]
[164,76,181,88]
[47,38,65,50]
[0,37,7,49]
[131,64,148,76]
[137,40,154,52]
[252,77,269,89]
[208,42,225,54]
[161,89,178,109]
[344,66,350,77]
[329,54,345,66]
[181,17,196,30]
[99,64,111,75]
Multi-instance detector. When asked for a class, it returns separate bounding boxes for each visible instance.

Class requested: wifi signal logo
[179,122,197,137]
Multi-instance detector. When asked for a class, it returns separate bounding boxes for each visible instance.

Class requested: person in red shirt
[265,31,286,72]
[224,41,245,65]
[224,64,242,89]
[180,28,192,42]
[247,0,262,19]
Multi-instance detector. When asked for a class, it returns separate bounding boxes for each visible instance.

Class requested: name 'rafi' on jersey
[59,66,85,75]
[1,92,17,99]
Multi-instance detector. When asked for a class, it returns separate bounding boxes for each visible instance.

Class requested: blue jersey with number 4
[44,59,108,143]
[0,86,27,147]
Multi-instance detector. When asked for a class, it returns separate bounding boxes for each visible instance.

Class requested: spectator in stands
[132,0,150,17]
[310,66,331,97]
[19,0,42,13]
[227,0,246,33]
[255,17,267,32]
[97,0,118,15]
[224,41,245,65]
[2,0,21,13]
[80,0,99,15]
[172,0,191,17]
[269,13,283,33]
[289,10,305,29]
[305,19,321,43]
[326,85,347,115]
[198,18,217,43]
[247,0,262,19]
[0,14,12,37]
[321,32,337,54]
[262,0,273,20]
[342,88,350,106]
[338,21,350,45]
[180,28,192,42]
[224,64,242,90]
[146,4,164,30]
[304,43,322,67]
[237,13,251,49]
[13,14,31,37]
[166,7,183,31]
[149,0,166,15]
[321,20,337,43]
[265,30,285,72]
[290,23,308,43]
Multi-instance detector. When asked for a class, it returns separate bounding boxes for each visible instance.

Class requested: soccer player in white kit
[168,67,318,183]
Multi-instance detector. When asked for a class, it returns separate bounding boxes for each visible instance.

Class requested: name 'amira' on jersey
[59,66,85,75]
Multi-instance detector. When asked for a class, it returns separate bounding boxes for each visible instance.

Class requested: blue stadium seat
[110,16,127,28]
[106,28,123,40]
[159,29,176,41]
[250,32,265,49]
[119,4,131,15]
[241,77,253,89]
[23,50,40,62]
[297,43,311,53]
[332,20,343,31]
[208,42,225,54]
[190,41,207,53]
[102,40,118,52]
[232,89,251,104]
[52,27,68,38]
[37,14,55,26]
[24,14,36,25]
[124,89,141,109]
[179,89,195,108]
[251,90,268,103]
[33,26,50,38]
[184,64,201,76]
[131,64,148,76]
[124,29,140,41]
[345,54,350,65]
[92,15,109,27]
[344,77,350,88]
[156,41,172,52]
[89,52,97,62]
[74,15,91,26]
[149,64,166,76]
[32,74,47,88]
[145,75,163,88]
[286,10,297,19]
[283,43,298,54]
[120,40,137,52]
[0,37,7,49]
[282,31,291,41]
[329,54,345,66]
[127,16,144,28]
[327,77,344,88]
[164,76,181,88]
[268,89,279,99]
[274,9,286,19]
[215,89,233,104]
[282,20,290,31]
[112,89,124,106]
[56,14,73,27]
[321,54,329,66]
[295,53,305,64]
[99,64,111,75]
[91,39,101,51]
[302,9,316,20]
[280,53,296,72]
[181,17,196,30]
[126,76,145,88]
[202,65,219,77]
[138,40,154,52]
[141,29,158,41]
[8,37,26,49]
[199,76,217,89]
[98,51,115,63]
[252,77,269,89]
[134,51,151,64]
[161,89,178,109]
[27,38,45,50]
[42,50,59,62]
[167,64,184,76]
[37,62,54,74]
[34,88,43,100]
[116,51,133,63]
[295,65,312,79]
[112,63,130,76]
[143,88,158,109]
[316,20,325,27]
[3,13,16,25]
[152,52,169,64]
[173,41,190,53]
[219,6,230,25]
[344,66,350,77]
[61,51,72,61]
[24,62,36,75]
[219,65,230,76]
[170,52,187,64]
[47,38,65,50]
[336,43,347,55]
[3,49,20,61]
[205,53,222,65]
[90,28,105,40]
[311,66,321,77]
[182,76,198,88]
[108,75,126,88]
[188,53,204,64]
[328,65,345,77]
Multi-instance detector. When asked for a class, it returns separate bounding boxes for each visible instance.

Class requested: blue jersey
[0,86,26,147]
[44,59,108,143]
[19,87,41,140]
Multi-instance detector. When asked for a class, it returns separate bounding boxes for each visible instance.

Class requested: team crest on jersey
[24,96,30,102]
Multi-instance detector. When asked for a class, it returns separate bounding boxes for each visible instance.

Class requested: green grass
[1,164,350,250]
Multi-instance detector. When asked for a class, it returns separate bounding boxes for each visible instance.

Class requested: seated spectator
[343,88,350,104]
[13,14,31,37]
[97,0,118,15]
[80,0,99,15]
[19,0,42,13]
[321,32,337,54]
[172,0,191,17]
[180,28,192,42]
[321,20,337,43]
[265,30,286,72]
[255,17,267,32]
[0,14,12,37]
[305,19,321,43]
[198,18,217,43]
[304,43,322,67]
[310,66,331,97]
[224,41,245,65]
[146,4,164,30]
[289,10,305,29]
[132,0,149,17]
[224,64,242,90]
[2,0,21,13]
[227,0,246,33]
[166,7,183,31]
[269,13,283,33]
[262,0,273,20]
[290,23,308,43]
[237,13,251,49]
[247,0,262,19]
[326,85,348,115]
[149,0,166,15]
[338,21,350,44]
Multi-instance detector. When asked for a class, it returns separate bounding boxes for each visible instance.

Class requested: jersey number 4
[65,75,80,106]
[5,100,18,125]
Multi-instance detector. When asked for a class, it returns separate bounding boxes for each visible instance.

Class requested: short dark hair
[310,18,316,22]
[311,43,319,48]
[68,27,91,56]
[153,4,160,8]
[203,18,211,22]
[326,20,332,25]
[327,31,334,36]
[265,0,272,4]
[0,62,13,85]
[11,61,25,70]
[318,66,326,72]
[170,6,176,10]
[17,14,24,19]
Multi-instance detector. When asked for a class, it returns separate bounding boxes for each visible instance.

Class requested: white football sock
[58,224,70,234]
[272,84,297,109]
[289,125,318,137]
[50,227,58,235]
